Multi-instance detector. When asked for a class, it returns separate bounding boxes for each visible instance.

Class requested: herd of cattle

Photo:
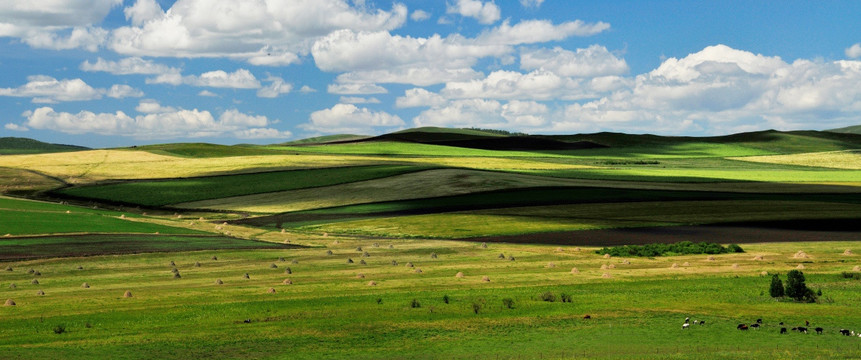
[682,317,861,337]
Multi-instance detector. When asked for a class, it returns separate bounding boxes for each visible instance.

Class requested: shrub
[53,324,66,334]
[785,270,817,303]
[502,298,515,309]
[376,298,382,304]
[840,272,861,280]
[540,292,556,302]
[471,302,482,314]
[769,274,785,298]
[443,295,450,304]
[410,299,421,308]
[596,241,744,257]
[560,293,572,303]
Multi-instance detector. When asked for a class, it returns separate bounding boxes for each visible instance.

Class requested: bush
[596,241,744,257]
[540,292,556,302]
[376,298,382,304]
[471,302,482,314]
[502,298,515,309]
[769,274,785,298]
[410,299,421,308]
[560,293,572,303]
[840,272,861,280]
[442,295,450,304]
[53,324,66,334]
[785,270,817,303]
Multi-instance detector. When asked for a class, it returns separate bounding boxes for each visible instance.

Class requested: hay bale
[346,258,354,264]
[682,262,690,266]
[853,265,860,272]
[27,268,34,274]
[215,279,223,285]
[372,243,380,248]
[760,271,769,276]
[326,250,333,256]
[171,268,179,274]
[731,263,739,269]
[212,256,218,260]
[362,251,370,258]
[600,264,609,270]
[570,267,579,274]
[455,272,465,278]
[76,265,84,270]
[414,268,423,274]
[291,259,299,264]
[123,290,133,298]
[270,263,278,269]
[169,261,175,267]
[796,264,805,269]
[331,240,339,245]
[601,273,612,278]
[391,260,398,266]
[555,247,564,252]
[406,262,414,268]
[282,279,292,285]
[82,282,90,288]
[267,287,276,294]
[498,253,505,259]
[280,228,286,233]
[843,249,853,256]
[622,259,630,265]
[430,252,438,259]
[671,263,679,269]
[388,244,394,249]
[793,251,809,259]
[480,242,488,248]
[356,246,363,252]
[608,264,616,269]
[36,290,45,296]
[508,256,516,261]
[4,266,11,271]
[194,262,201,267]
[4,299,15,306]
[367,281,377,286]
[707,256,715,261]
[356,273,365,279]
[574,247,581,252]
[278,257,286,262]
[243,273,250,279]
[33,271,40,276]
[753,255,764,261]
[359,259,367,265]
[547,262,556,268]
[8,284,15,289]
[481,276,490,282]
[199,217,205,221]
[285,267,292,274]
[31,279,39,285]
[173,272,181,279]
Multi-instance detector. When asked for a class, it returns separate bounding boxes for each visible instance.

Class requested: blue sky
[1,0,860,147]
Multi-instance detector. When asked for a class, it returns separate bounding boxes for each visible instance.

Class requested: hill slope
[0,137,88,154]
[828,124,861,134]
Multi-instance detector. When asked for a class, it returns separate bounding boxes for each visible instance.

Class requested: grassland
[733,150,861,170]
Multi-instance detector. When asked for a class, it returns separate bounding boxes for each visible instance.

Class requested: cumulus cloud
[414,99,504,128]
[847,43,861,59]
[446,0,501,25]
[135,99,176,114]
[109,0,407,65]
[410,10,431,22]
[17,105,288,139]
[80,57,179,75]
[299,85,317,93]
[106,84,144,99]
[520,0,544,8]
[336,67,482,87]
[327,83,387,95]
[396,88,447,108]
[197,90,217,97]
[441,69,592,101]
[21,26,109,52]
[302,104,404,133]
[234,127,292,139]
[0,0,120,51]
[520,45,629,77]
[477,20,610,45]
[257,76,292,98]
[340,96,381,104]
[148,69,261,89]
[0,75,102,102]
[4,123,28,131]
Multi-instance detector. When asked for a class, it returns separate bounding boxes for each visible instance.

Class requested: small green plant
[443,294,450,304]
[540,292,556,302]
[53,324,66,334]
[840,272,861,279]
[85,322,92,328]
[376,298,382,304]
[502,298,515,309]
[560,293,572,303]
[471,302,482,314]
[410,299,421,308]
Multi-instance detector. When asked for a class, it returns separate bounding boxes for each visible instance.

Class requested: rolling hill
[0,137,88,154]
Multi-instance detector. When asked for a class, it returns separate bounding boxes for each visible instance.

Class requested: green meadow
[1,127,861,359]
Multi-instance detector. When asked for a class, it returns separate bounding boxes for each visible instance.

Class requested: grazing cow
[682,323,690,330]
[750,323,760,330]
[685,317,690,323]
[737,324,749,330]
[779,322,784,326]
[699,320,705,326]
[780,327,787,334]
[797,327,808,334]
[243,319,252,323]
[756,318,763,324]
[583,314,591,319]
[805,320,810,326]
[693,320,698,324]
[840,329,852,336]
[815,327,823,334]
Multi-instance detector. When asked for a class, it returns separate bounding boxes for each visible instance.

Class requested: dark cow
[797,327,808,334]
[779,322,784,326]
[750,323,760,330]
[780,327,787,334]
[737,324,749,330]
[699,320,705,326]
[583,314,591,319]
[805,320,810,326]
[840,329,852,336]
[815,327,823,334]
[756,318,763,324]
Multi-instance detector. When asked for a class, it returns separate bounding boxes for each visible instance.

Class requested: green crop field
[2,128,861,359]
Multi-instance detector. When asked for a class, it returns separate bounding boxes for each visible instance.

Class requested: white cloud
[4,123,28,131]
[148,69,261,89]
[106,84,144,99]
[847,43,861,59]
[396,88,447,108]
[414,99,504,128]
[109,0,407,65]
[234,127,292,139]
[80,57,179,75]
[198,90,217,97]
[257,77,292,98]
[0,0,120,51]
[0,75,102,102]
[441,69,591,101]
[410,10,431,22]
[302,103,404,133]
[339,96,381,104]
[135,99,176,114]
[21,26,109,52]
[17,106,286,139]
[327,83,387,95]
[520,0,544,8]
[520,45,629,77]
[446,0,501,25]
[477,20,610,45]
[299,85,317,93]
[335,67,482,87]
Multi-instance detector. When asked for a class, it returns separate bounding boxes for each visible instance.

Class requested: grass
[733,150,861,170]
[268,141,581,157]
[0,240,858,359]
[56,165,432,207]
[135,143,290,158]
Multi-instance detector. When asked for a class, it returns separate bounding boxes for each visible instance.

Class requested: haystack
[332,240,340,245]
[4,299,15,306]
[707,256,715,261]
[430,252,438,259]
[843,249,853,256]
[359,259,367,265]
[282,279,292,285]
[36,290,45,296]
[602,273,612,278]
[481,242,488,248]
[280,228,286,233]
[31,279,39,285]
[372,243,379,248]
[455,272,465,278]
[853,265,861,272]
[27,268,34,274]
[270,263,278,269]
[498,253,505,259]
[346,258,354,264]
[123,290,133,298]
[406,262,414,268]
[199,217,205,221]
[356,273,365,279]
[600,264,609,270]
[796,264,805,269]
[508,256,516,261]
[481,276,490,282]
[285,267,292,274]
[367,281,377,286]
[278,257,286,262]
[267,287,276,294]
[414,268,423,274]
[169,261,175,267]
[33,271,40,276]
[753,255,764,261]
[171,268,179,274]
[760,271,768,276]
[76,265,83,270]
[570,267,579,274]
[173,272,181,279]
[671,263,679,269]
[608,264,616,269]
[194,262,201,267]
[731,263,740,269]
[603,253,611,259]
[243,273,250,279]
[215,279,223,285]
[362,252,370,258]
[291,259,299,264]
[212,256,218,260]
[325,250,333,256]
[4,266,11,271]
[556,247,564,252]
[391,260,398,266]
[8,284,15,289]
[682,262,690,266]
[793,251,809,259]
[388,244,394,249]
[622,259,631,265]
[81,282,90,288]
[574,247,581,252]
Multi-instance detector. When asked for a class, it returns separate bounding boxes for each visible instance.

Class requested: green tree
[785,270,817,303]
[769,274,784,298]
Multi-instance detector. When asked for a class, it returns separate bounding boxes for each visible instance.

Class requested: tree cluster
[596,241,744,257]
[769,270,818,303]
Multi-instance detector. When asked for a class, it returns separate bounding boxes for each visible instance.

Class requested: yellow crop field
[732,150,861,170]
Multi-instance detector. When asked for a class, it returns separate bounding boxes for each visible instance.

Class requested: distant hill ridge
[828,125,861,135]
[0,137,88,155]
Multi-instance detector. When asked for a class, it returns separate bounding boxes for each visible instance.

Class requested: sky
[1,0,860,147]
